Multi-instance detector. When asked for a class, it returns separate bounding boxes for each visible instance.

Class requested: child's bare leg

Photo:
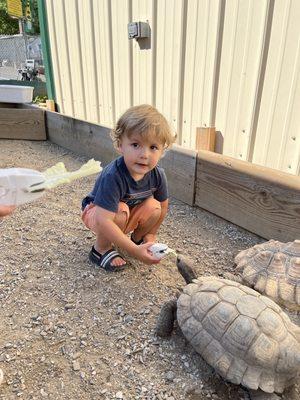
[131,207,161,243]
[95,211,127,266]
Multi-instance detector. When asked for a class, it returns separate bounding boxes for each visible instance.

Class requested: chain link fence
[0,34,44,81]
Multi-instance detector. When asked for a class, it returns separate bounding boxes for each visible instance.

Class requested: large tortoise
[156,256,300,399]
[234,239,300,310]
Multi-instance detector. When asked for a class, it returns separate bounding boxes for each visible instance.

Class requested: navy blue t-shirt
[82,156,168,212]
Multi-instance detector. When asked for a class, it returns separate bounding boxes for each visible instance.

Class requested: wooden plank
[46,111,118,167]
[159,144,197,206]
[0,108,46,140]
[46,100,55,111]
[195,150,300,241]
[196,127,216,151]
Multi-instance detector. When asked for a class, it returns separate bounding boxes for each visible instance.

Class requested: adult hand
[0,205,16,217]
[133,242,161,265]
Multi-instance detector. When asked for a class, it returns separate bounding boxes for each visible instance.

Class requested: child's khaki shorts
[81,197,161,234]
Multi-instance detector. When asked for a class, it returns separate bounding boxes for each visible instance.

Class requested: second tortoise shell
[234,239,300,310]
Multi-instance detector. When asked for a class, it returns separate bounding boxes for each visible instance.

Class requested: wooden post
[46,99,55,111]
[196,127,216,152]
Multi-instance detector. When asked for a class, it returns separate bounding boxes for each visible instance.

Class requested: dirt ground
[0,140,299,400]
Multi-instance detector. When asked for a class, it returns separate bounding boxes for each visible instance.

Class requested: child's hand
[134,242,161,265]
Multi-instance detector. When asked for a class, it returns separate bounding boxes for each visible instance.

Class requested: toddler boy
[81,104,175,271]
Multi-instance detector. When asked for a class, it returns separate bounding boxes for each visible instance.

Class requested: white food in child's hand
[149,243,176,260]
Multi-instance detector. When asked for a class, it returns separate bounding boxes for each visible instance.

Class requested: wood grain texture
[0,108,46,140]
[196,127,216,151]
[195,151,300,241]
[46,111,117,166]
[159,144,197,205]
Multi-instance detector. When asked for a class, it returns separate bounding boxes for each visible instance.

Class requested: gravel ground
[0,140,299,400]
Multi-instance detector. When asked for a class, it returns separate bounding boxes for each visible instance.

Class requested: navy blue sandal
[89,246,126,272]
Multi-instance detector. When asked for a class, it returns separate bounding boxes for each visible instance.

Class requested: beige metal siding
[64,1,86,120]
[215,0,269,161]
[155,0,185,139]
[46,0,300,175]
[93,0,114,126]
[181,0,221,148]
[77,0,99,123]
[252,0,300,175]
[131,0,154,105]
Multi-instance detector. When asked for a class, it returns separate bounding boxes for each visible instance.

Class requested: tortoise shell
[177,277,300,393]
[234,240,300,310]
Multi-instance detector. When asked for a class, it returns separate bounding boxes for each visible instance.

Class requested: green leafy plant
[33,95,47,104]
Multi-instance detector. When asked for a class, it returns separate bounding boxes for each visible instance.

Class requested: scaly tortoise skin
[234,240,300,310]
[176,276,300,394]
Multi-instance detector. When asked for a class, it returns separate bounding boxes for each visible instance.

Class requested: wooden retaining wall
[0,104,46,140]
[44,110,300,241]
[196,151,300,242]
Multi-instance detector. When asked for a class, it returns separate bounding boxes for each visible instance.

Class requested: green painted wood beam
[37,0,56,101]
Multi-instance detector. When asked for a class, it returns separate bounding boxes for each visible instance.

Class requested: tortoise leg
[248,389,281,400]
[176,256,197,284]
[156,299,177,337]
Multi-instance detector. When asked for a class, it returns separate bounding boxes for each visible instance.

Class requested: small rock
[165,371,175,382]
[80,371,85,379]
[64,303,74,310]
[116,306,124,315]
[124,315,134,323]
[72,352,81,360]
[115,391,123,399]
[72,361,80,371]
[40,388,48,397]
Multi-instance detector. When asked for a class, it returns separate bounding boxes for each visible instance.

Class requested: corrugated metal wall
[45,0,300,175]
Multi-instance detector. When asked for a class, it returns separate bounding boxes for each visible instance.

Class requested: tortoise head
[176,255,198,284]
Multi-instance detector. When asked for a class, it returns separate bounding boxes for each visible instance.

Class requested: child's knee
[141,198,161,222]
[117,202,130,217]
[144,198,161,213]
[115,202,129,229]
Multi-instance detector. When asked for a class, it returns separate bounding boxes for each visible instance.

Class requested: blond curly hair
[111,104,176,149]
